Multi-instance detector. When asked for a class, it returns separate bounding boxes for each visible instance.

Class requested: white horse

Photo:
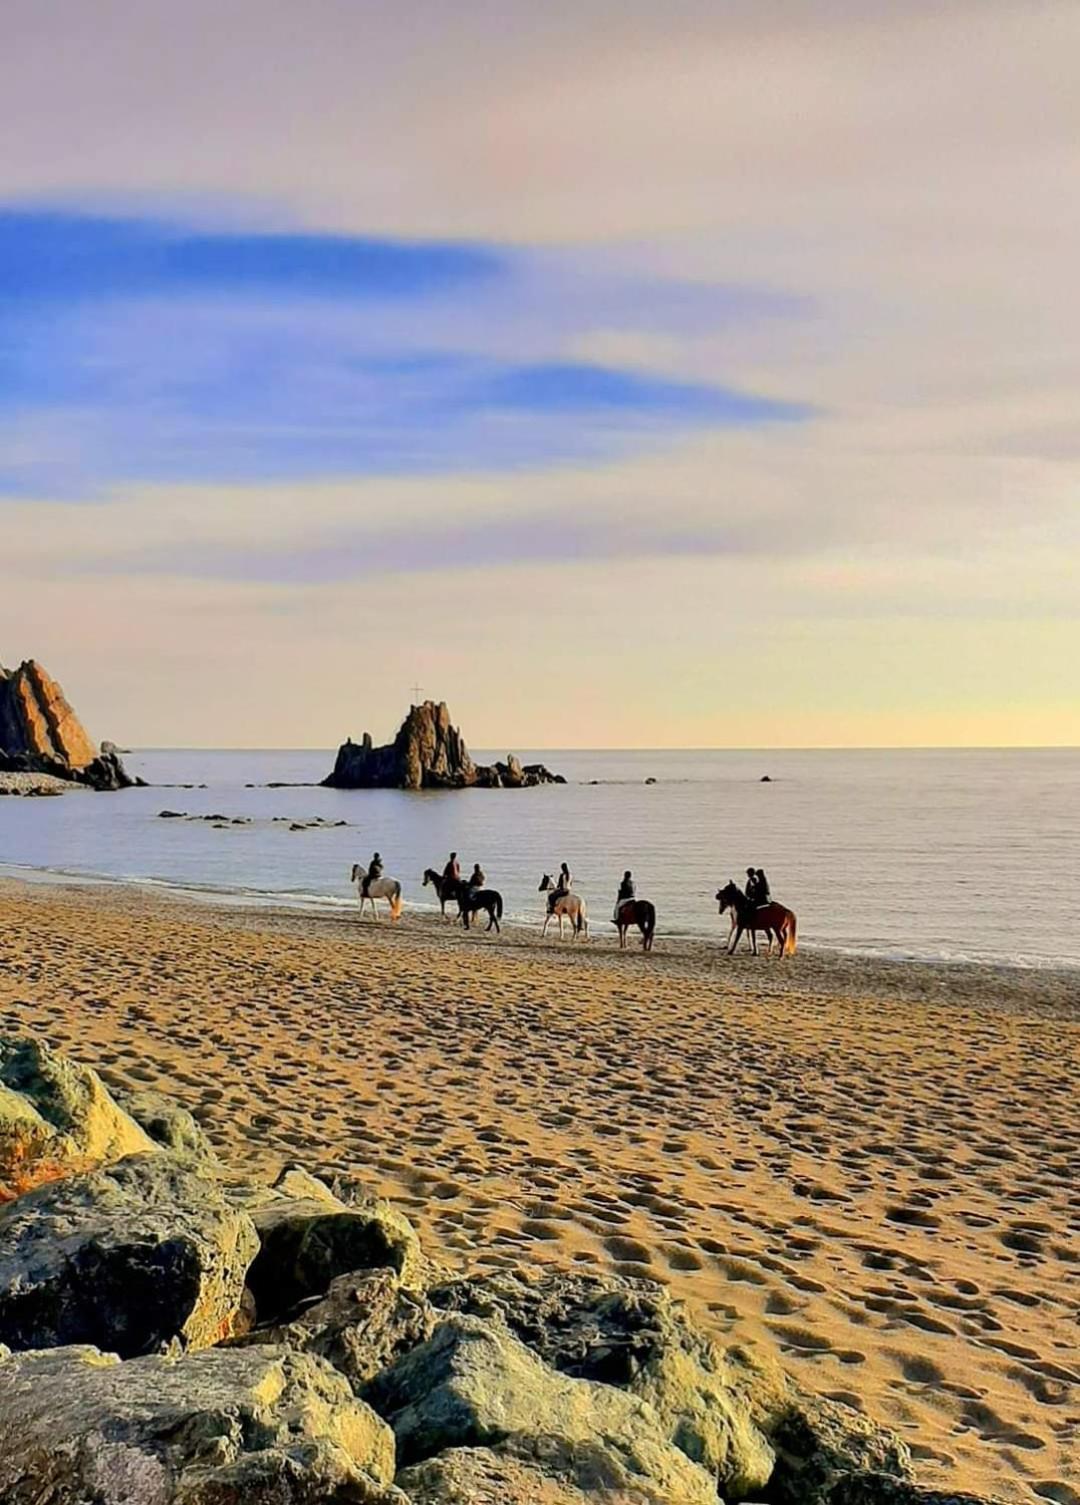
[538,873,589,940]
[350,864,403,920]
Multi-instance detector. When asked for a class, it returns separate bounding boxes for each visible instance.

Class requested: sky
[2,1,1078,749]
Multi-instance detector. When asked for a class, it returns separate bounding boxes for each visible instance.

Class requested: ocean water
[2,748,1078,967]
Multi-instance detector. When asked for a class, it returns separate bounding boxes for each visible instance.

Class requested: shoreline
[3,862,1078,983]
[1,877,1077,1502]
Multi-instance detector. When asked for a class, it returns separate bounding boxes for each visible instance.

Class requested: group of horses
[351,862,797,957]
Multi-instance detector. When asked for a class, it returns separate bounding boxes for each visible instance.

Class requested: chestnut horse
[616,898,656,951]
[716,880,797,958]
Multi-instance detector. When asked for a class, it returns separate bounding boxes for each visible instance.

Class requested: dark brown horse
[422,867,458,917]
[616,898,656,951]
[716,880,797,958]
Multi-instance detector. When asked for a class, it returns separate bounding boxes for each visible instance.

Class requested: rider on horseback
[746,867,771,907]
[468,862,486,890]
[362,852,383,900]
[443,852,460,886]
[613,870,635,922]
[549,861,573,913]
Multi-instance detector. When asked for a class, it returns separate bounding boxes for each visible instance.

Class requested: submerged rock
[366,1314,720,1502]
[430,1270,773,1499]
[0,1342,400,1504]
[0,1036,155,1202]
[0,1153,258,1356]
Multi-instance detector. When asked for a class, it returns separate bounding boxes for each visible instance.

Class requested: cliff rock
[323,701,563,790]
[0,660,136,790]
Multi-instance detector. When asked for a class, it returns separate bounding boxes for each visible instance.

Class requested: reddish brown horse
[616,898,656,952]
[716,880,797,958]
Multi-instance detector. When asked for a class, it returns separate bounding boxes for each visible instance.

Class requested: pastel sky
[2,1,1078,748]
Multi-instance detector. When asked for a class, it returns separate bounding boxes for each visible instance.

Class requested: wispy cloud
[0,206,812,497]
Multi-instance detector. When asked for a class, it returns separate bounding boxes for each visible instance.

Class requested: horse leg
[728,925,741,955]
[750,926,758,956]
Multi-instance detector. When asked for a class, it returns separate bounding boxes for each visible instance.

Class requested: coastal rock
[241,1268,436,1393]
[0,1152,259,1356]
[396,1445,643,1503]
[726,1342,914,1505]
[0,660,136,790]
[430,1270,773,1499]
[112,1087,219,1164]
[243,1168,424,1321]
[829,1476,1010,1505]
[0,1036,155,1202]
[365,1314,720,1502]
[0,1342,400,1505]
[323,700,563,790]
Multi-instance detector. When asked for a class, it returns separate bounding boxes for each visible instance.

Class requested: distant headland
[0,659,137,794]
[323,700,564,790]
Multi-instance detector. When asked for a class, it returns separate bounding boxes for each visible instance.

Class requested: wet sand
[0,878,1076,1503]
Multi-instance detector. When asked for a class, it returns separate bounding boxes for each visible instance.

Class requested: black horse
[615,898,656,952]
[457,883,504,932]
[422,867,460,917]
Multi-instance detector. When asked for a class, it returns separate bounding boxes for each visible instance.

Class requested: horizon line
[121,743,1080,754]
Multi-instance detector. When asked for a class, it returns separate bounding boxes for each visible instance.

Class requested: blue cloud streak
[0,207,813,496]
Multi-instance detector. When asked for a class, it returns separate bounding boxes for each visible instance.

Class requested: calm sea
[2,748,1078,967]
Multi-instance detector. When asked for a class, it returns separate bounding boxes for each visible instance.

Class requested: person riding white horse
[350,861,403,920]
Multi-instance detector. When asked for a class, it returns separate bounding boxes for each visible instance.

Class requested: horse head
[351,863,364,882]
[717,880,739,913]
[422,869,434,887]
[538,874,552,892]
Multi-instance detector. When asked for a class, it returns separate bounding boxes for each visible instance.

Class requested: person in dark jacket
[745,867,760,905]
[613,870,635,922]
[754,868,771,905]
[362,852,383,899]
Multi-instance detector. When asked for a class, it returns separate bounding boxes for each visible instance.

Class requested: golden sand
[0,879,1076,1503]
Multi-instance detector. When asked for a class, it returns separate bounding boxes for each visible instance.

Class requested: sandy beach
[0,877,1076,1503]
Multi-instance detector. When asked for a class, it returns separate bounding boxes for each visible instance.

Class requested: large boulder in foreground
[725,1341,914,1505]
[241,1167,424,1322]
[366,1314,720,1503]
[323,699,563,790]
[0,1036,155,1202]
[829,1476,1010,1505]
[0,1342,400,1505]
[240,1268,436,1394]
[0,659,136,789]
[431,1270,774,1500]
[397,1445,620,1503]
[112,1086,220,1164]
[0,1153,258,1356]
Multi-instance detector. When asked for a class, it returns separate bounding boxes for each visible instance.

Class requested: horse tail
[786,911,797,956]
[576,902,588,936]
[391,882,403,920]
[644,902,656,941]
[495,892,504,919]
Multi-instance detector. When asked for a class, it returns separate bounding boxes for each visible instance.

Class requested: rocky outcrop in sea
[0,1034,1004,1505]
[0,659,137,791]
[324,700,564,790]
